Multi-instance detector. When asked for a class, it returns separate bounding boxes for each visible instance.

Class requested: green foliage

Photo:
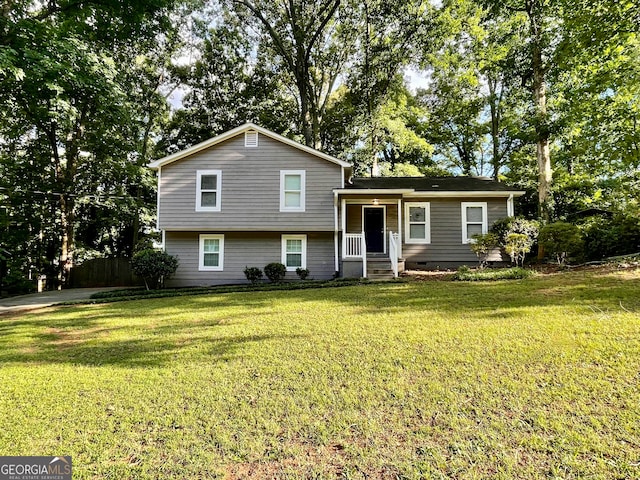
[243,266,264,284]
[469,232,500,268]
[295,267,310,280]
[131,249,179,290]
[580,212,640,260]
[491,217,540,245]
[504,233,531,267]
[538,222,584,265]
[453,266,534,281]
[264,262,287,283]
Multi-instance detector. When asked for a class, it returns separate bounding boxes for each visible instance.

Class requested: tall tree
[0,0,180,286]
[225,0,346,148]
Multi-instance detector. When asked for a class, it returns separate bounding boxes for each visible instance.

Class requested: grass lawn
[1,267,639,479]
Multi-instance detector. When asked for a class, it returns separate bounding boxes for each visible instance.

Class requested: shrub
[264,262,287,283]
[131,249,179,290]
[243,266,263,284]
[469,233,500,269]
[491,217,540,245]
[453,266,534,281]
[581,212,640,260]
[505,233,531,267]
[295,267,310,280]
[538,222,584,265]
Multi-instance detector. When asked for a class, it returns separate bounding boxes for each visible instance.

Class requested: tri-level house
[148,123,525,286]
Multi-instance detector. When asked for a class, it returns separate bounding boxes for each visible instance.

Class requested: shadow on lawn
[0,306,301,367]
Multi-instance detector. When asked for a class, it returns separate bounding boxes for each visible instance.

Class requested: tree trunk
[529,2,553,222]
[488,76,501,180]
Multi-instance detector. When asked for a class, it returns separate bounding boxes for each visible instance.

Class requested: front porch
[339,196,405,279]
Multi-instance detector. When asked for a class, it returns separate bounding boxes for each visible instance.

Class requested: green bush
[581,212,640,260]
[131,249,179,290]
[243,266,263,284]
[491,217,540,245]
[538,222,584,265]
[295,267,310,280]
[264,262,287,283]
[469,233,500,269]
[505,233,531,267]
[453,267,534,281]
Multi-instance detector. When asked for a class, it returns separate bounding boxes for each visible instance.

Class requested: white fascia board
[406,191,526,198]
[333,189,415,195]
[147,122,351,169]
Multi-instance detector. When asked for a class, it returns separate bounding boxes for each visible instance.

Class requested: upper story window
[245,131,258,147]
[280,170,306,212]
[199,234,224,271]
[461,202,488,243]
[196,170,222,212]
[404,202,431,244]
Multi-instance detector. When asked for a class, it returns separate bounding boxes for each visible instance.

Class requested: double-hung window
[461,202,488,243]
[281,235,307,271]
[199,234,224,271]
[196,170,222,211]
[280,170,305,212]
[404,202,431,244]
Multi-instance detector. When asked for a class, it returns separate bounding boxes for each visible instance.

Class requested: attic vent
[245,130,259,147]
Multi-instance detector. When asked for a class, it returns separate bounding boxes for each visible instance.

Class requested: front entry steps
[367,257,395,280]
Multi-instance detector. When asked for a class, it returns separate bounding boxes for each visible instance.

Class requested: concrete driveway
[0,288,121,315]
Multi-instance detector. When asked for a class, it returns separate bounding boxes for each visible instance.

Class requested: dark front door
[364,207,385,253]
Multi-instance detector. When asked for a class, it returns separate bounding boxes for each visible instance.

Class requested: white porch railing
[389,231,399,278]
[344,232,367,278]
[345,233,364,258]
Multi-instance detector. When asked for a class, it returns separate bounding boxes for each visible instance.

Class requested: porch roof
[335,176,525,197]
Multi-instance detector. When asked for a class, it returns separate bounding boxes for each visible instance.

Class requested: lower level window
[199,234,224,271]
[281,234,307,271]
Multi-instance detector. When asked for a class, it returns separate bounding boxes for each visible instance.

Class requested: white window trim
[196,170,222,212]
[281,234,307,271]
[245,130,259,147]
[199,234,224,271]
[404,202,431,244]
[461,202,488,244]
[280,170,306,212]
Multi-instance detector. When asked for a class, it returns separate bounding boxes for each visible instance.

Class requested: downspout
[507,194,514,217]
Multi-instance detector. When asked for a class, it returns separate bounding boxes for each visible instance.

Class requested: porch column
[341,198,346,259]
[397,198,403,258]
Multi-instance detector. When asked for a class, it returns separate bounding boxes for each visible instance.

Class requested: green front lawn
[1,268,639,479]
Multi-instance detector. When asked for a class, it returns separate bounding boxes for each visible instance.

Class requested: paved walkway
[0,288,121,315]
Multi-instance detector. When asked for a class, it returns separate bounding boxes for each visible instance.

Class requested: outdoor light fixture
[373,198,379,205]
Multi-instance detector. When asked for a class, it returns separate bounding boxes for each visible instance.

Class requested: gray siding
[159,133,342,231]
[165,231,336,287]
[401,198,508,266]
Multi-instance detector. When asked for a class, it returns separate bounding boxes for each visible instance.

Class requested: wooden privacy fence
[69,257,144,288]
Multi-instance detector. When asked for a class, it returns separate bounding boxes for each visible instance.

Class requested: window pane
[201,192,217,207]
[284,174,301,191]
[410,224,426,239]
[204,239,219,253]
[203,252,219,267]
[286,253,302,267]
[409,206,425,223]
[201,175,217,190]
[286,239,302,253]
[467,224,483,238]
[466,206,483,223]
[284,191,301,207]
